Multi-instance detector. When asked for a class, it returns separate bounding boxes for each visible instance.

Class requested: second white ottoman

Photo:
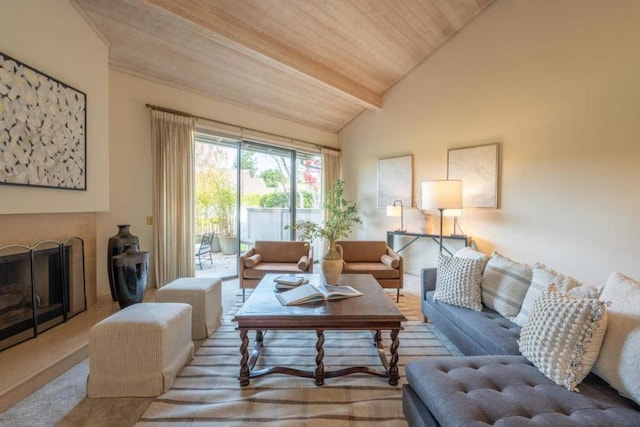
[156,277,223,339]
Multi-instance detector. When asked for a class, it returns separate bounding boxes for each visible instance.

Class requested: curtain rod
[145,103,340,153]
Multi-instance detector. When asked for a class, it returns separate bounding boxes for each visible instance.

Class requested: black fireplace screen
[0,237,86,351]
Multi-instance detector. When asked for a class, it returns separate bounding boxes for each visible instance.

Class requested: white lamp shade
[386,205,402,217]
[421,180,463,210]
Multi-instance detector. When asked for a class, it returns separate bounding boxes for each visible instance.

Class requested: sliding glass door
[195,132,322,278]
[194,133,239,278]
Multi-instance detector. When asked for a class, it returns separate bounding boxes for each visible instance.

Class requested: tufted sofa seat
[403,266,640,426]
[404,356,640,427]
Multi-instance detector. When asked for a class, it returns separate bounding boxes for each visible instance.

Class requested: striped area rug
[136,294,451,426]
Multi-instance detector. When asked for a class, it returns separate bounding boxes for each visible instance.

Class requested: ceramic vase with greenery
[286,179,362,284]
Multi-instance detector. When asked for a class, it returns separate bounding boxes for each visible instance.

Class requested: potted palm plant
[287,179,362,284]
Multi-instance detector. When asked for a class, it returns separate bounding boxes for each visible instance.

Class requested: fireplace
[0,238,86,351]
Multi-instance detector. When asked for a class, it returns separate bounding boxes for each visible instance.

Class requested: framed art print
[447,143,499,208]
[0,51,86,190]
[377,155,413,208]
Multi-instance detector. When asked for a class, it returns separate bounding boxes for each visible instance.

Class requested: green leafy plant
[286,179,362,245]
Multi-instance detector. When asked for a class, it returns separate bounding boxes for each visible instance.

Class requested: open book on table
[274,275,310,289]
[276,283,363,306]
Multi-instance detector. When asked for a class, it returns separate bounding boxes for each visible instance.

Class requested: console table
[386,231,470,256]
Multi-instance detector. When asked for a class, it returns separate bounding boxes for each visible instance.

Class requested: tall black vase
[112,243,149,309]
[107,225,139,302]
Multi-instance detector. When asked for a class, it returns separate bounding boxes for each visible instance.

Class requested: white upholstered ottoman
[87,302,194,398]
[156,277,223,339]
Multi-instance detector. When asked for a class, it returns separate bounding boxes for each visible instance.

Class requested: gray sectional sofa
[402,267,640,427]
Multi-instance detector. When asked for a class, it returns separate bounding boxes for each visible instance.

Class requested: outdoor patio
[195,251,238,279]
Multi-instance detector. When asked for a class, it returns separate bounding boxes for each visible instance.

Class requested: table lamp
[386,200,404,232]
[421,180,463,252]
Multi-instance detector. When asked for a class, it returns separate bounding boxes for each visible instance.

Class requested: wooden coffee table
[232,273,407,386]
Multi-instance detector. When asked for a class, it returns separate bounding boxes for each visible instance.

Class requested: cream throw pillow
[481,252,532,318]
[244,254,261,268]
[453,247,490,272]
[518,284,607,391]
[513,263,582,326]
[593,272,640,405]
[434,254,484,311]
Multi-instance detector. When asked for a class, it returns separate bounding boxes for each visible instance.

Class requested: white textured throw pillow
[513,263,582,326]
[519,284,608,391]
[481,252,532,318]
[453,247,490,272]
[593,272,640,406]
[434,254,484,311]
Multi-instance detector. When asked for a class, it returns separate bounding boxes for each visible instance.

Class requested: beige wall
[0,0,109,214]
[99,70,337,296]
[0,0,109,303]
[340,0,640,285]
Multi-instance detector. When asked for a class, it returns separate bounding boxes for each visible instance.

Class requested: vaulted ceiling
[71,0,495,132]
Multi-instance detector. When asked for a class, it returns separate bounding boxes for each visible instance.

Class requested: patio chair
[195,232,214,269]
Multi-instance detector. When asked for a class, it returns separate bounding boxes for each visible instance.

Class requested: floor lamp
[420,180,463,252]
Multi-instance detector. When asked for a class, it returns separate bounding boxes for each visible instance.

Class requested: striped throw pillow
[518,284,607,391]
[434,254,484,311]
[513,263,582,327]
[480,252,532,318]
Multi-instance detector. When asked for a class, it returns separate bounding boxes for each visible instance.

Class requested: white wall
[99,70,337,296]
[340,0,640,285]
[0,0,109,213]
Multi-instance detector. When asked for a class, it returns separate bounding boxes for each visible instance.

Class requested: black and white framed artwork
[0,51,86,190]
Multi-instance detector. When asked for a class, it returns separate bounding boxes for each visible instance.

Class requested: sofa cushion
[405,355,640,427]
[253,241,309,263]
[341,262,400,279]
[336,240,388,262]
[243,254,261,268]
[434,254,484,311]
[380,254,399,268]
[519,285,608,391]
[243,262,306,279]
[593,272,640,406]
[481,252,532,318]
[513,263,583,326]
[426,291,521,355]
[297,255,308,271]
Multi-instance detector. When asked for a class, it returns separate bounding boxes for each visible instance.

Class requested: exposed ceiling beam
[146,0,383,111]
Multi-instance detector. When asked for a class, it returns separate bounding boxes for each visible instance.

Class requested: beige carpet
[136,295,451,426]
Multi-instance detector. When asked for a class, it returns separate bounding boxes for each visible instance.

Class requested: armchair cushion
[297,255,309,271]
[244,254,261,268]
[381,254,399,269]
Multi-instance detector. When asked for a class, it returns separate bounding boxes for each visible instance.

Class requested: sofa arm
[307,245,314,273]
[239,247,256,276]
[421,268,437,299]
[386,247,402,263]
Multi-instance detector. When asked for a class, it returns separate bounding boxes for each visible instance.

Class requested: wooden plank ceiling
[72,0,495,132]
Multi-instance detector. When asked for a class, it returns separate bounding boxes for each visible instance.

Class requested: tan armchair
[239,240,313,300]
[336,240,403,301]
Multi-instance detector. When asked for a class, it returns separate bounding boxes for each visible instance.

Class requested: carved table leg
[239,329,250,386]
[388,329,400,386]
[374,330,382,347]
[314,330,325,386]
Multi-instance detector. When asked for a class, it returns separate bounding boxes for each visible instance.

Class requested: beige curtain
[322,148,341,199]
[151,110,196,287]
